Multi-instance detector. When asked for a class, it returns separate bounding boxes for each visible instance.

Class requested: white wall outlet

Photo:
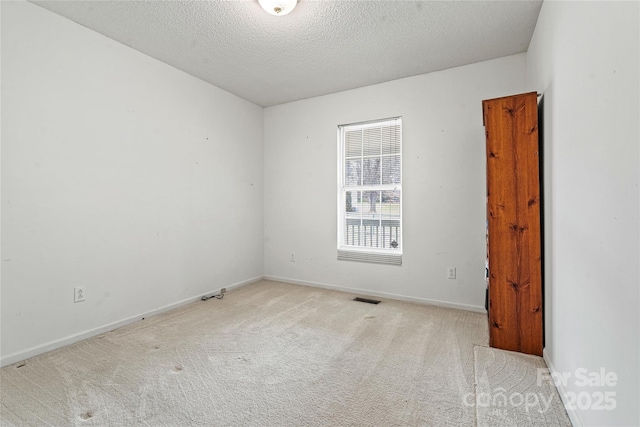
[290,253,295,262]
[447,267,456,280]
[74,286,86,302]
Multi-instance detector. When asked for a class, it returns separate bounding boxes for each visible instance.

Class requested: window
[337,117,402,265]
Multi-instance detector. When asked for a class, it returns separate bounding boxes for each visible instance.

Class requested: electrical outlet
[220,288,227,294]
[74,286,86,303]
[447,267,456,280]
[290,253,295,262]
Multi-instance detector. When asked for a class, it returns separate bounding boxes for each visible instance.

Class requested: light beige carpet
[0,280,566,426]
[474,345,572,427]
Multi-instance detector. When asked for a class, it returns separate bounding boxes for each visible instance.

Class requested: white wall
[527,2,639,426]
[1,1,264,364]
[264,54,527,311]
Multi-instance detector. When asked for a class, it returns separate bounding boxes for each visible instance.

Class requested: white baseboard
[264,275,487,313]
[543,348,582,427]
[0,276,262,368]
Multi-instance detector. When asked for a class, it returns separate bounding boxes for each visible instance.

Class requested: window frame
[337,117,403,265]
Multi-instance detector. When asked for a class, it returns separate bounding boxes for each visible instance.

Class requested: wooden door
[483,92,542,356]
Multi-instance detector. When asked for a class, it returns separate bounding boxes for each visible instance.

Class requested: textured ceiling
[31,0,543,107]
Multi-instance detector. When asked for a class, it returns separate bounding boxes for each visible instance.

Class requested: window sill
[337,249,402,266]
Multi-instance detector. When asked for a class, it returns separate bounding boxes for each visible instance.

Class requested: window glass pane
[344,218,361,246]
[363,127,381,156]
[382,155,401,184]
[361,191,381,217]
[381,190,401,219]
[345,159,361,186]
[344,191,361,246]
[361,220,381,248]
[381,190,400,249]
[363,158,381,185]
[382,125,401,155]
[381,224,401,249]
[345,190,360,215]
[345,130,362,157]
[360,191,380,248]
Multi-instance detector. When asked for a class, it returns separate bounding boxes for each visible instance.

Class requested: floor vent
[353,297,381,305]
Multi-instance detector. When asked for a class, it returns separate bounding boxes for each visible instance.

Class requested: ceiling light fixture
[258,0,297,16]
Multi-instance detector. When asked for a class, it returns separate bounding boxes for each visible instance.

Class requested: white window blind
[338,117,402,265]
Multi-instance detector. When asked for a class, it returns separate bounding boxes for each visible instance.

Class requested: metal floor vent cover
[353,297,381,305]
